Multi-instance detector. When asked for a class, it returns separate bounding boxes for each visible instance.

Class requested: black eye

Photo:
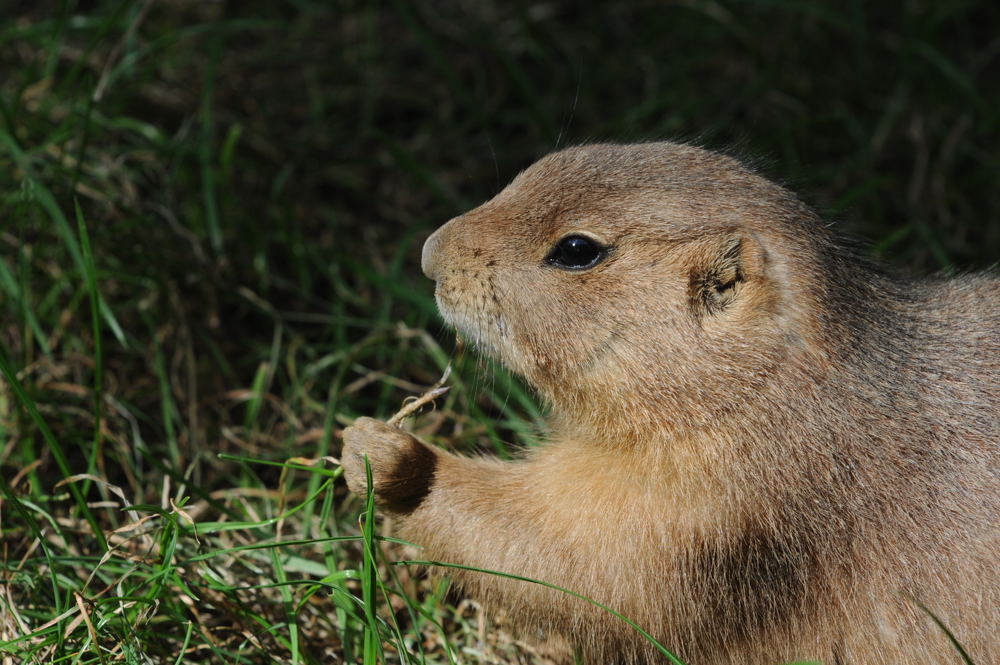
[545,235,607,270]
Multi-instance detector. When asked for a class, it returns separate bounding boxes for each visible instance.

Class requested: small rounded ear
[688,232,766,317]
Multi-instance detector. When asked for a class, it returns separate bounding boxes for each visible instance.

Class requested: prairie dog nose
[421,222,450,280]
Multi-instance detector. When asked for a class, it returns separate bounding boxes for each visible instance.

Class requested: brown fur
[341,142,999,664]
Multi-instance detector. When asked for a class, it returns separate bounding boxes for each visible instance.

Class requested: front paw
[341,417,438,514]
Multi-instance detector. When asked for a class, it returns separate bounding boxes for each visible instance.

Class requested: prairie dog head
[422,142,825,439]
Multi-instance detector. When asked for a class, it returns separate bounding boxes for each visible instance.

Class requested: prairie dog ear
[688,232,766,317]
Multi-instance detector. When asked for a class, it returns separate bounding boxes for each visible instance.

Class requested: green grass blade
[150,325,181,470]
[243,361,271,431]
[912,598,976,665]
[75,200,104,477]
[268,541,300,665]
[361,457,380,664]
[0,257,51,356]
[396,559,687,665]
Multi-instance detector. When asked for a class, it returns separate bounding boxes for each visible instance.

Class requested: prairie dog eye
[546,235,607,270]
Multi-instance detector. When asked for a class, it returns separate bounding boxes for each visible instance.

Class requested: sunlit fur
[345,142,999,664]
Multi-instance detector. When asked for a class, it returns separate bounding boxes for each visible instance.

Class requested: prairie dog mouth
[434,296,504,360]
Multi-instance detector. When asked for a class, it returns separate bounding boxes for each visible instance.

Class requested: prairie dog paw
[341,417,438,514]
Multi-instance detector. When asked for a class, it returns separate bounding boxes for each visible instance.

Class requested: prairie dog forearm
[396,445,678,645]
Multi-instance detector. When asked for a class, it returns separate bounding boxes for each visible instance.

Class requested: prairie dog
[341,142,999,664]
